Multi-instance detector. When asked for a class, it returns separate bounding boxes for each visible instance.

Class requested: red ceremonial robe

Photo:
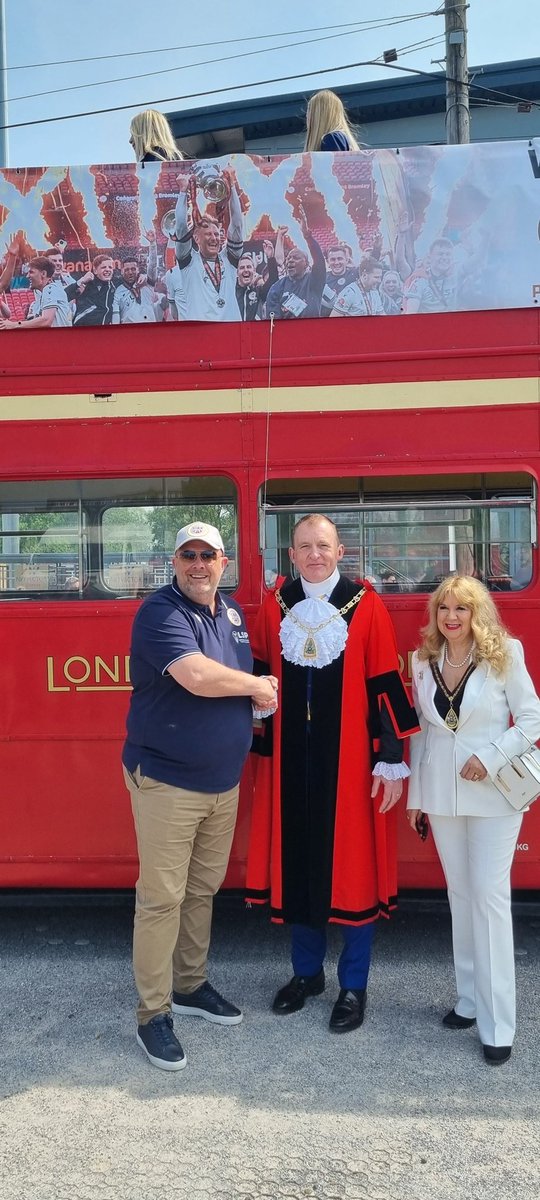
[246,575,419,926]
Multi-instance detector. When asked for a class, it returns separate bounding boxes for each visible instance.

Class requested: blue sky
[1,0,538,167]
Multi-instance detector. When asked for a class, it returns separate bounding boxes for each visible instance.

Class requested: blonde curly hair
[417,574,511,675]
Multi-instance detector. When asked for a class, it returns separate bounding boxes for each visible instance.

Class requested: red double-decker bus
[1,296,539,890]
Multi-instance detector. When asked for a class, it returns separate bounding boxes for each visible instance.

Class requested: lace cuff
[252,703,276,719]
[372,761,410,780]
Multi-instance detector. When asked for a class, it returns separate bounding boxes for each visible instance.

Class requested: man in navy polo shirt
[123,521,278,1071]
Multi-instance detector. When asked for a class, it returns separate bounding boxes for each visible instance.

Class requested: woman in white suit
[407,575,540,1065]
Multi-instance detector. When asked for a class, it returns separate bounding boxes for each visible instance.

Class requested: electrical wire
[467,79,540,110]
[260,313,275,604]
[371,34,446,62]
[1,34,535,133]
[469,96,534,110]
[0,53,438,133]
[1,11,441,73]
[7,24,446,105]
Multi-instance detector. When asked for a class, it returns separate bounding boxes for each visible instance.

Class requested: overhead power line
[466,79,540,109]
[0,55,445,133]
[5,26,445,104]
[378,57,540,111]
[0,11,441,72]
[372,34,445,62]
[1,32,535,135]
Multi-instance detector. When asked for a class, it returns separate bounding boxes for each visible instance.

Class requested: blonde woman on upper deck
[304,90,361,152]
[129,110,183,163]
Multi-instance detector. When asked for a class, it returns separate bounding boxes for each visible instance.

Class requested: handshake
[252,674,279,719]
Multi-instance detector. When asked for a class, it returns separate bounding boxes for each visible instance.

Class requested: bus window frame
[0,472,240,601]
[258,482,537,595]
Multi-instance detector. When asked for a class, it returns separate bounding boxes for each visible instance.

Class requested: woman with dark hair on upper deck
[304,90,361,152]
[129,109,183,163]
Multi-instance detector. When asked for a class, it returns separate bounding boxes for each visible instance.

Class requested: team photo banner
[0,140,539,329]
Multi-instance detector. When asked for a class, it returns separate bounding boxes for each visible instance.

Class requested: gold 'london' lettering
[46,655,132,693]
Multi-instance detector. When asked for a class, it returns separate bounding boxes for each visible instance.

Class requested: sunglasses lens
[178,549,218,562]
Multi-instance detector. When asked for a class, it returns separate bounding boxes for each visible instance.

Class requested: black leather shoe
[483,1044,512,1065]
[272,969,325,1014]
[329,988,366,1033]
[442,1008,476,1029]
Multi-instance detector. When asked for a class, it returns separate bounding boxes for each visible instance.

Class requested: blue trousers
[291,922,375,990]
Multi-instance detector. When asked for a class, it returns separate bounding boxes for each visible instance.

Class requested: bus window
[260,473,535,593]
[489,505,533,591]
[101,485,238,596]
[0,475,238,599]
[0,506,85,595]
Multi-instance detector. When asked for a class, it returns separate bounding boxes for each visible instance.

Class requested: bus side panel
[0,604,251,888]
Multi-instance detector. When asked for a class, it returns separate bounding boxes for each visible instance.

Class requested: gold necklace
[432,662,474,730]
[275,587,365,660]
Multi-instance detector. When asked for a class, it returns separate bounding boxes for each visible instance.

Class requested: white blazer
[408,638,540,817]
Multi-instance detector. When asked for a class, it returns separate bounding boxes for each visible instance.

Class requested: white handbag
[492,729,540,811]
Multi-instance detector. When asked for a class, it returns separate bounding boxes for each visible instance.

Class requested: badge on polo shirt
[226,607,242,626]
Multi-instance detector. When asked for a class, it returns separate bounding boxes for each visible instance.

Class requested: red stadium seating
[4,288,34,320]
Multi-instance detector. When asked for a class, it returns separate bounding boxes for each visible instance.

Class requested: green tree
[17,510,79,554]
[147,504,236,554]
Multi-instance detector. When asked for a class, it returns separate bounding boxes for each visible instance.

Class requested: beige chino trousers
[123,766,240,1025]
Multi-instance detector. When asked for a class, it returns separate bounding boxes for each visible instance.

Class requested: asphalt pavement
[1,895,539,1200]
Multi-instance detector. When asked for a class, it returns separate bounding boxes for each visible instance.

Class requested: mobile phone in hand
[416,813,429,842]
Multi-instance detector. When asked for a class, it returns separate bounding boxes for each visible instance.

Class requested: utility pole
[445,0,470,144]
[0,0,8,166]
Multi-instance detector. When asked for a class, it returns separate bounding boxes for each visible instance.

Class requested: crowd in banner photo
[0,141,539,330]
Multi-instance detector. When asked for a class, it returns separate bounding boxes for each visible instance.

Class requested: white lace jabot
[280,574,409,778]
[279,596,349,668]
[279,570,348,669]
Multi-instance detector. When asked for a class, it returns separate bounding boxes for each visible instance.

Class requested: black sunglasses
[177,549,219,562]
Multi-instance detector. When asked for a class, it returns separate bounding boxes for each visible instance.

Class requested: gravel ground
[1,896,539,1200]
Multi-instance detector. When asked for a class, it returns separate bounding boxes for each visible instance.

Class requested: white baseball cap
[174,522,225,552]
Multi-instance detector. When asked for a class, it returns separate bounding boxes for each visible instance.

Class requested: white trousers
[429,812,522,1047]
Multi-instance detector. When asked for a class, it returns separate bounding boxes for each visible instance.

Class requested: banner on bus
[0,140,539,329]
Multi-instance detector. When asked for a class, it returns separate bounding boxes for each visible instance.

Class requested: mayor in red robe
[246,514,419,1032]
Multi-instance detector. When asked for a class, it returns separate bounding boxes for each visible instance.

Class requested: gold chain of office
[431,662,475,731]
[275,587,365,660]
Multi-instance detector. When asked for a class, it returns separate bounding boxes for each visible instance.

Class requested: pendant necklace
[432,661,475,730]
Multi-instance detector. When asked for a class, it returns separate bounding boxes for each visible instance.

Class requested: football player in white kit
[173,169,244,322]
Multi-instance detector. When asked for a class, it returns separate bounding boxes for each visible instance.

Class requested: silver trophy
[160,209,177,239]
[195,162,230,203]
